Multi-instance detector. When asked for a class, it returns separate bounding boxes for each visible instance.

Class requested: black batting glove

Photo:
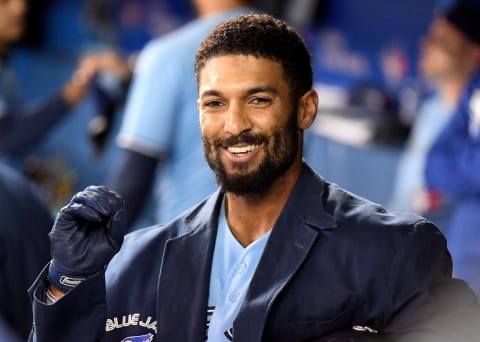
[47,185,127,293]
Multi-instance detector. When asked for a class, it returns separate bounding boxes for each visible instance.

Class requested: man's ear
[297,89,318,129]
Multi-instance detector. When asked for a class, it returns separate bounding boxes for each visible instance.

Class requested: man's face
[197,55,300,195]
[0,0,27,48]
[419,17,474,81]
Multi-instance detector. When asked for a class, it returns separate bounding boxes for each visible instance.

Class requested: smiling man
[197,53,315,248]
[29,14,480,341]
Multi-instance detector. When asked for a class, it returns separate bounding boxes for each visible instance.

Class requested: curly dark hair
[195,14,313,101]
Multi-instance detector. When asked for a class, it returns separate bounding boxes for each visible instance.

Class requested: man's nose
[224,103,252,135]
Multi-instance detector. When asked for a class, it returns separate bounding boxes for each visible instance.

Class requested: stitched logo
[59,275,85,287]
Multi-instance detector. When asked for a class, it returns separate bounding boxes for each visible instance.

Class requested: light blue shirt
[117,8,256,225]
[207,199,271,341]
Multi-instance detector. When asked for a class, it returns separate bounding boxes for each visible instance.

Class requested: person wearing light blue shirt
[107,0,256,228]
[28,14,480,342]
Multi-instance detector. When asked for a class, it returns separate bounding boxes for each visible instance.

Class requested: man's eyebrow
[246,86,278,96]
[199,90,222,98]
[199,86,278,99]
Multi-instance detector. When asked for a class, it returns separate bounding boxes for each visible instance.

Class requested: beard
[202,112,299,196]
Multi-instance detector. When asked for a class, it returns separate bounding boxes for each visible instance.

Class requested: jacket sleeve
[28,266,106,342]
[383,220,480,341]
[425,79,480,198]
[0,95,70,155]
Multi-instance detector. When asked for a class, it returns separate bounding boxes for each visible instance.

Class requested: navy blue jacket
[30,163,480,341]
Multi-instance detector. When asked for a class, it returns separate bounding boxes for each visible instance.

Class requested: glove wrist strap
[47,262,87,293]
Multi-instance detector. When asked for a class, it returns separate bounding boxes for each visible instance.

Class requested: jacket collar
[156,162,337,341]
[282,161,337,231]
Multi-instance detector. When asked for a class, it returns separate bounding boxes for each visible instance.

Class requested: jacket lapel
[155,190,223,342]
[233,163,337,342]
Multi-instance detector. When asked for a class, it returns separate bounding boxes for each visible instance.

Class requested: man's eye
[204,100,223,107]
[251,97,271,105]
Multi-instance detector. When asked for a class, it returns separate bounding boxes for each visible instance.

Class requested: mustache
[213,132,268,148]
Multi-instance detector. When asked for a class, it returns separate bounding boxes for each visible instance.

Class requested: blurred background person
[0,0,102,215]
[103,0,258,229]
[426,2,480,297]
[0,163,52,341]
[0,0,96,157]
[388,2,480,233]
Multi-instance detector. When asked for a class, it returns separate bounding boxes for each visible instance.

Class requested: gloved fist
[48,185,127,293]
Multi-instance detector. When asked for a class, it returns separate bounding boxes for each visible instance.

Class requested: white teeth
[227,144,258,154]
